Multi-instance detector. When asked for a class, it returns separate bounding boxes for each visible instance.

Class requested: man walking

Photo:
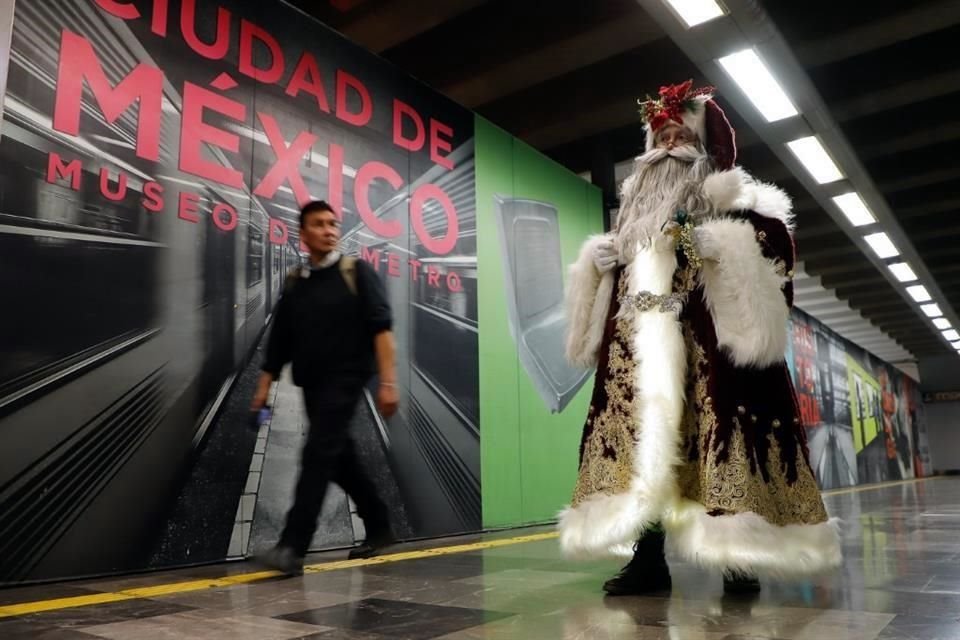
[251,200,398,576]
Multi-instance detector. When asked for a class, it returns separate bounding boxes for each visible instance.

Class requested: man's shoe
[602,530,672,596]
[723,570,761,594]
[255,545,304,577]
[348,532,396,560]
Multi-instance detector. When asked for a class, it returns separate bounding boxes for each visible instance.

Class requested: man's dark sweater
[262,257,392,387]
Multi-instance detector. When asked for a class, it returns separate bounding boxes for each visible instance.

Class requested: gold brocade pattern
[571,276,638,506]
[570,258,827,529]
[677,334,828,526]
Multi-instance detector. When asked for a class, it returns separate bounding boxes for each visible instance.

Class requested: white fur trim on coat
[664,499,843,578]
[559,238,686,559]
[702,167,794,229]
[696,218,790,368]
[565,235,615,369]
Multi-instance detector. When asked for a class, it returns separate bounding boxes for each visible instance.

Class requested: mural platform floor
[3,477,960,639]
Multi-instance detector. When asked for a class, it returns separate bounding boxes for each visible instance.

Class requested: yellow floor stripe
[0,532,559,619]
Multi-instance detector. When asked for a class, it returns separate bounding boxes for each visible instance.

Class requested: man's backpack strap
[339,255,358,296]
[284,257,357,296]
[283,267,300,295]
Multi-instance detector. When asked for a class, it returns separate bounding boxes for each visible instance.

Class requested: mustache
[636,144,705,165]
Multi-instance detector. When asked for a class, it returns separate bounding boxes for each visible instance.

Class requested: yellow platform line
[0,532,559,619]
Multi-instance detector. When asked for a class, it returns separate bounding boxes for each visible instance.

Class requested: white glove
[592,238,618,273]
[692,226,718,261]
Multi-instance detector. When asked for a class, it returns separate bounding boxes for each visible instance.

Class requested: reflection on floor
[3,478,960,639]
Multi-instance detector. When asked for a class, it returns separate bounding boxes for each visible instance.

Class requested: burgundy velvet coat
[558,168,840,578]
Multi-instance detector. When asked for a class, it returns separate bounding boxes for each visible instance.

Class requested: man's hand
[592,238,618,273]
[251,372,273,412]
[377,382,399,418]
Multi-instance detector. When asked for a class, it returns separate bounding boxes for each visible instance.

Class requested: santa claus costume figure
[559,81,841,596]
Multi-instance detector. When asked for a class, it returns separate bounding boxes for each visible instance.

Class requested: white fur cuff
[565,235,615,369]
[665,500,843,578]
[696,219,790,368]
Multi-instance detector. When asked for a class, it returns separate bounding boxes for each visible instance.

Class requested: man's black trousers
[279,376,390,557]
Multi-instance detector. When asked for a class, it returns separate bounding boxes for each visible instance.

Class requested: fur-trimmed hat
[640,80,737,170]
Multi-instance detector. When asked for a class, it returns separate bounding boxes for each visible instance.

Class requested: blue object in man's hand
[250,406,271,431]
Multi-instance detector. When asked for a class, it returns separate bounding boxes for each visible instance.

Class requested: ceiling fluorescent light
[943,329,960,342]
[953,340,960,350]
[906,285,932,303]
[718,49,798,122]
[922,303,942,318]
[663,0,725,27]
[863,232,899,259]
[888,262,918,283]
[832,192,875,226]
[933,318,952,330]
[788,137,844,184]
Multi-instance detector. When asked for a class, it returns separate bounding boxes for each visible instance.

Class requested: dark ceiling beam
[819,268,884,288]
[796,223,842,241]
[902,246,959,263]
[868,318,929,331]
[859,121,960,161]
[908,223,960,243]
[895,198,960,220]
[869,312,927,325]
[478,42,692,135]
[832,69,960,122]
[794,1,960,67]
[797,244,863,263]
[927,264,960,278]
[524,100,649,150]
[791,196,818,215]
[884,337,938,352]
[807,260,883,278]
[820,273,889,291]
[478,38,772,153]
[878,167,960,195]
[442,16,662,108]
[836,288,905,304]
[855,298,926,313]
[339,0,489,53]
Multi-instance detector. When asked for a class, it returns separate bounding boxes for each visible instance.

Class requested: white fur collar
[701,167,794,231]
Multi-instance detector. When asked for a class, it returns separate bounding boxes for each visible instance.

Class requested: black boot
[348,524,396,560]
[723,570,761,594]
[602,530,672,596]
[255,545,305,577]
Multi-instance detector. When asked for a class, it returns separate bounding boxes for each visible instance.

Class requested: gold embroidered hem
[677,330,828,527]
[571,273,638,507]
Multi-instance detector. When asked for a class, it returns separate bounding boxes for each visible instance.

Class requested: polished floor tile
[4,478,960,639]
[0,598,192,629]
[155,581,357,618]
[277,598,513,639]
[82,610,325,640]
[0,617,101,639]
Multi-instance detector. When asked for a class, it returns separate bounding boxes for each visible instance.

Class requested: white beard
[614,145,714,264]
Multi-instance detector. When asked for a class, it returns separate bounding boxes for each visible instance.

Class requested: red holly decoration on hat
[639,79,715,131]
